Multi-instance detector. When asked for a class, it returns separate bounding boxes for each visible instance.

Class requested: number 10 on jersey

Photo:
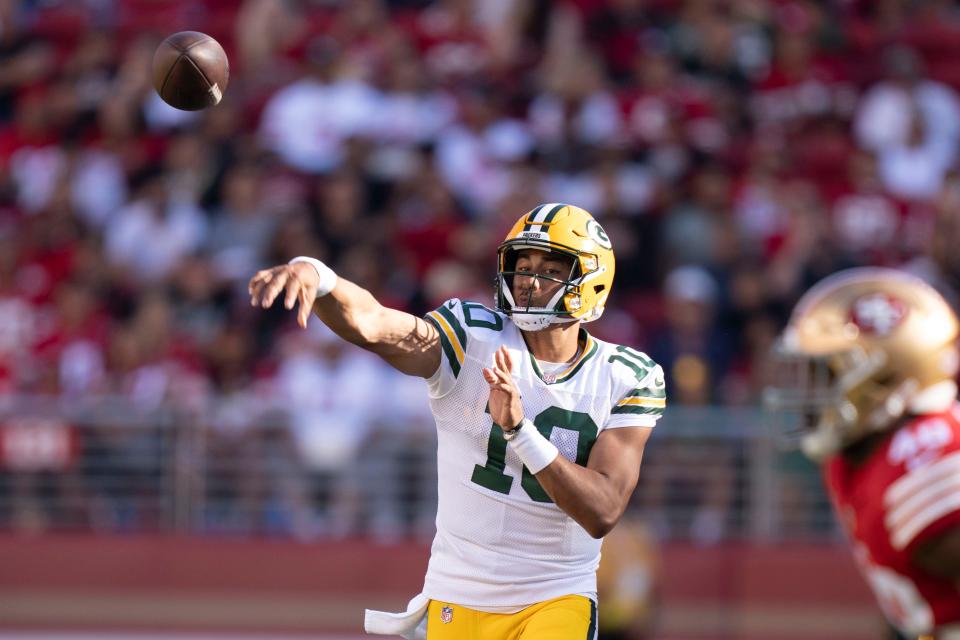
[471,406,598,503]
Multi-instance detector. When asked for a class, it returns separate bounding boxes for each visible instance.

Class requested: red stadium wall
[0,534,884,639]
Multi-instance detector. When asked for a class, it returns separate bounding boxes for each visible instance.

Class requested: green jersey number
[461,302,503,331]
[470,406,598,503]
[608,345,655,382]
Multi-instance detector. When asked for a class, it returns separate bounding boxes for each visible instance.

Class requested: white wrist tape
[508,420,559,474]
[289,256,338,298]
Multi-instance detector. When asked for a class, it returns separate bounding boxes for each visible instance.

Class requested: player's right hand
[248,263,320,328]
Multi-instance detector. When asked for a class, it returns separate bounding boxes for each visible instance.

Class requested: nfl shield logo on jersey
[440,605,453,624]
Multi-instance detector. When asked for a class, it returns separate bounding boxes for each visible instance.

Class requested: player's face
[512,249,575,308]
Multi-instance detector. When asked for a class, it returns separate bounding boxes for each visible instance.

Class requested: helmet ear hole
[872,371,897,387]
[594,284,605,294]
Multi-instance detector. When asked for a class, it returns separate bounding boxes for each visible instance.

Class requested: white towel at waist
[364,593,429,640]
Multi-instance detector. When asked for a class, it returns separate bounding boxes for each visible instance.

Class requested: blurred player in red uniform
[767,267,960,639]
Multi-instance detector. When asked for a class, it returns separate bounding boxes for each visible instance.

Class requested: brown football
[152,31,229,111]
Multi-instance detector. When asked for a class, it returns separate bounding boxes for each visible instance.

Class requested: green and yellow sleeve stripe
[611,388,666,416]
[425,304,468,377]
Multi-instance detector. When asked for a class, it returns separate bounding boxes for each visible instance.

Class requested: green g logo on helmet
[586,219,612,250]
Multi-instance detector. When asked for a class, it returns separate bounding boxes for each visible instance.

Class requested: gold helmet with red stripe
[766,267,960,461]
[496,203,615,331]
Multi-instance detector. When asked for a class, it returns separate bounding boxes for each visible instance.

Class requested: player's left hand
[482,345,525,430]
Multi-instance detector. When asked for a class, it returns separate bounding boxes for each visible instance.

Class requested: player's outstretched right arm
[248,258,441,378]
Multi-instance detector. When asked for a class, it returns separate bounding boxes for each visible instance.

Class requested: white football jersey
[420,298,666,608]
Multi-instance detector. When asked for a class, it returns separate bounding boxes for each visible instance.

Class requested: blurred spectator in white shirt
[271,322,391,471]
[258,37,381,174]
[434,86,532,217]
[206,163,277,282]
[528,63,624,150]
[877,100,956,201]
[105,167,207,282]
[855,45,960,156]
[369,43,457,148]
[70,147,127,229]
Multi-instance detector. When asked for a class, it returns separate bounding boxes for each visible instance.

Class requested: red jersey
[824,406,960,636]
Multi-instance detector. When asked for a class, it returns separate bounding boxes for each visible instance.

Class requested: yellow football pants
[426,594,597,640]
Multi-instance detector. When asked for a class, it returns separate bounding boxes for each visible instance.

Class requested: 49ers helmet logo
[850,293,907,336]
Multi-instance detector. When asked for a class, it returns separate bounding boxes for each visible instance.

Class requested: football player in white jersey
[248,203,666,640]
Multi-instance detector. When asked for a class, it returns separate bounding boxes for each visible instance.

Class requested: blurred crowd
[3,0,960,539]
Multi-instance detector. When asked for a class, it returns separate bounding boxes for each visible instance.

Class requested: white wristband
[289,256,338,298]
[508,419,559,474]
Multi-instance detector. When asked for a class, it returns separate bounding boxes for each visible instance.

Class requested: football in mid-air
[152,31,229,111]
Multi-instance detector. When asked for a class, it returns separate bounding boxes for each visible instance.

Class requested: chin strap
[511,313,577,331]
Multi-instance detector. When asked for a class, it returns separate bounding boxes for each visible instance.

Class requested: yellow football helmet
[766,267,959,462]
[496,203,615,331]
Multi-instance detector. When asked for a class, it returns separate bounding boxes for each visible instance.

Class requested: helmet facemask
[495,242,590,332]
[765,343,918,461]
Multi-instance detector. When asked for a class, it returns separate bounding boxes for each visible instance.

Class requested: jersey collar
[528,329,598,385]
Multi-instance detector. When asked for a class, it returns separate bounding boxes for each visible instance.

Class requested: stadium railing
[0,395,838,543]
